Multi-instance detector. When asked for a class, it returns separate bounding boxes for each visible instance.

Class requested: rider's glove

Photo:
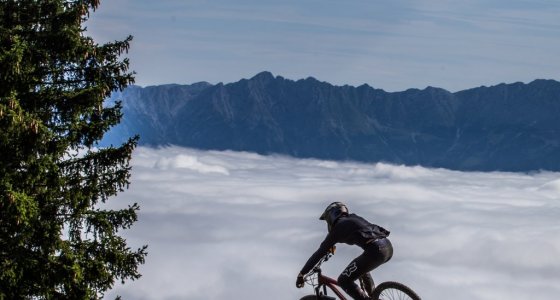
[296,273,305,288]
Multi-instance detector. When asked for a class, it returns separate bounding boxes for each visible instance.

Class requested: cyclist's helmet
[320,202,348,232]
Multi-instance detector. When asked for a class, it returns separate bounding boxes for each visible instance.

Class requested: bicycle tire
[299,295,336,300]
[372,281,421,300]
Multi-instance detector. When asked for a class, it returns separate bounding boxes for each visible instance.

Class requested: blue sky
[87,0,560,92]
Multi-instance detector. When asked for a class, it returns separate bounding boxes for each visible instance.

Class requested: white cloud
[105,146,560,300]
[153,153,230,175]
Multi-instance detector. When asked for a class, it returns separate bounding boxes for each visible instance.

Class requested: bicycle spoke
[379,287,416,300]
[379,288,414,300]
[374,281,421,300]
[381,289,405,300]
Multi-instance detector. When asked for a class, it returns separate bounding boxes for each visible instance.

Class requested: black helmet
[320,202,348,231]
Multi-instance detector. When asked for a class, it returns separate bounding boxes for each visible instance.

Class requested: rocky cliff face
[103,72,560,172]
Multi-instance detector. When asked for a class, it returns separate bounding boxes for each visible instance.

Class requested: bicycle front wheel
[299,295,318,300]
[372,281,421,300]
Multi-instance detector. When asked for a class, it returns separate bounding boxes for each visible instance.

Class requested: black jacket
[300,213,390,275]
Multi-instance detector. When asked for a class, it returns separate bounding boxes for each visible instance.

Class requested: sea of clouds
[104,146,560,300]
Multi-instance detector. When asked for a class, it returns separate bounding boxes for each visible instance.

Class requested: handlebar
[307,246,336,277]
[303,250,335,288]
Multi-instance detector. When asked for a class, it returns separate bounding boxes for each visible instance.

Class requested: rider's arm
[299,231,337,275]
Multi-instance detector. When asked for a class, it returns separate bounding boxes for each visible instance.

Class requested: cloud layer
[105,146,560,300]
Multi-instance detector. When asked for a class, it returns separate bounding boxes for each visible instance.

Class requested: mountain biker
[296,202,393,300]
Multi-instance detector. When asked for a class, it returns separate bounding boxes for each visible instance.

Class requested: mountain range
[103,72,560,172]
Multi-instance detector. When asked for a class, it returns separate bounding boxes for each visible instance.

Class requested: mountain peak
[250,71,275,81]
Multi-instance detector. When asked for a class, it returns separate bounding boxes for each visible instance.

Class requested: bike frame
[315,268,347,300]
[304,250,420,300]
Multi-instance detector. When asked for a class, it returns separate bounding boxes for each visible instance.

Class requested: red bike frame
[315,269,347,300]
[304,250,420,300]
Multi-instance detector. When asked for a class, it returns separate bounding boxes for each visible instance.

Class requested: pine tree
[0,1,147,298]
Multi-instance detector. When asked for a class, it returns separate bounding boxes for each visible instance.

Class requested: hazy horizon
[86,0,560,93]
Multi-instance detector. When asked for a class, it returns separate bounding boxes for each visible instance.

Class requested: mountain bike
[299,249,421,300]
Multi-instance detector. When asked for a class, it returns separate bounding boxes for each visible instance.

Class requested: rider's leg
[338,254,379,300]
[337,238,393,300]
[360,272,374,296]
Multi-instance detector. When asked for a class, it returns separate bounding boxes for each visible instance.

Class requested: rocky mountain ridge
[103,72,560,172]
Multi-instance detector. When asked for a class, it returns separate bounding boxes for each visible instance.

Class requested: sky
[85,0,560,92]
[103,146,560,300]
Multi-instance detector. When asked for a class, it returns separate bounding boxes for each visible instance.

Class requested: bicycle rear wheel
[372,281,421,300]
